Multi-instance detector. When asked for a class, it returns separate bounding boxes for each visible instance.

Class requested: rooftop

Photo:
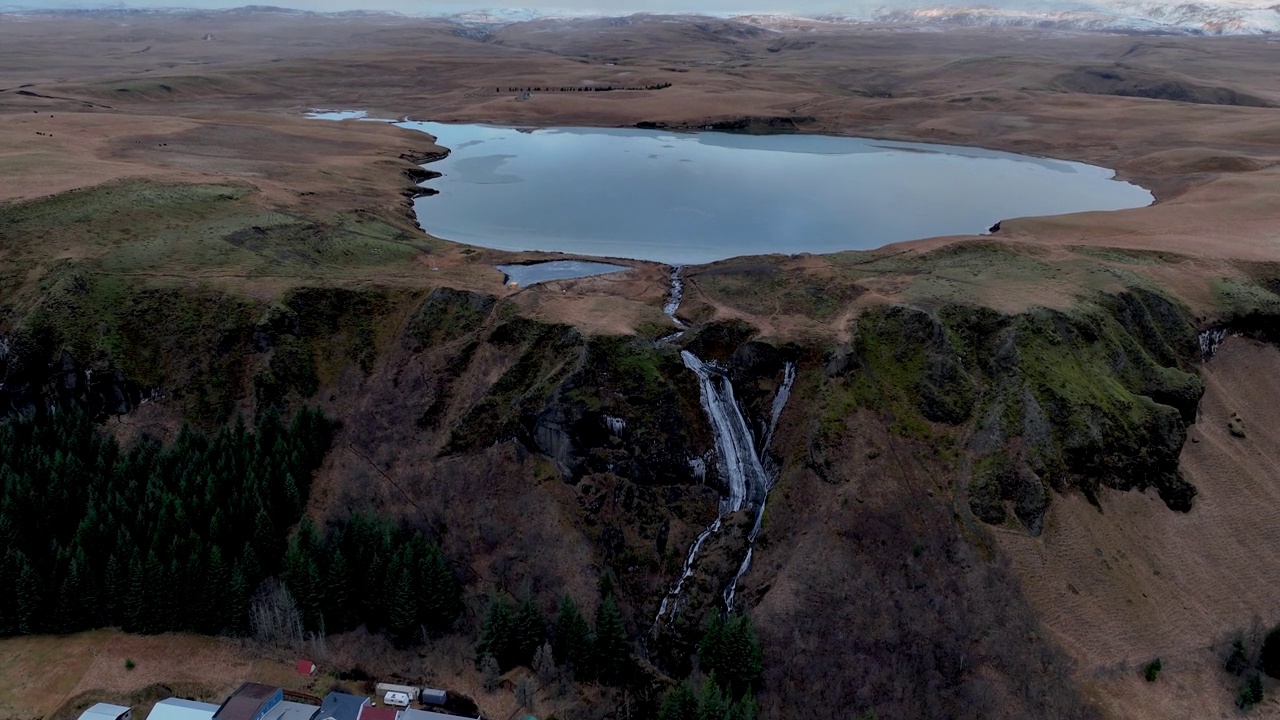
[214,683,283,720]
[147,698,221,720]
[356,707,398,720]
[79,703,130,720]
[314,692,369,720]
[260,701,319,720]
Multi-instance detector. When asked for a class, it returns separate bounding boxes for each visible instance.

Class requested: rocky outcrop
[0,337,155,420]
[815,289,1207,535]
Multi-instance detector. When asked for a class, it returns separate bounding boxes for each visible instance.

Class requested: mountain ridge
[4,2,1280,35]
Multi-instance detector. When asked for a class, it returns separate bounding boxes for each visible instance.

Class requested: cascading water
[1199,327,1229,360]
[652,345,797,627]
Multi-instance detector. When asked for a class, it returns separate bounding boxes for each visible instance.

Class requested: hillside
[2,11,1280,720]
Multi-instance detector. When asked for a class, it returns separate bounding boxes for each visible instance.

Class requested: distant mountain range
[745,1,1280,35]
[4,1,1278,36]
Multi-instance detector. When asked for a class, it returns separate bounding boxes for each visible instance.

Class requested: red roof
[296,659,315,675]
[357,708,398,720]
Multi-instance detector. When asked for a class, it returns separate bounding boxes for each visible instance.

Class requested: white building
[146,698,221,720]
[79,703,131,720]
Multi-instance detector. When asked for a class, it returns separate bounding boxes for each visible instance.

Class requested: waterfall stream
[651,264,797,627]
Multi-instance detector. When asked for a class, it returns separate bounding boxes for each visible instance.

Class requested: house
[146,698,221,720]
[259,701,318,720]
[79,703,131,720]
[312,692,370,720]
[295,660,316,676]
[356,707,397,720]
[418,689,447,707]
[213,683,284,720]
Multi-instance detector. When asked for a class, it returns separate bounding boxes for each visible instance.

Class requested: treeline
[0,407,330,636]
[280,515,463,646]
[0,406,466,644]
[498,83,673,93]
[476,591,630,684]
[659,615,763,720]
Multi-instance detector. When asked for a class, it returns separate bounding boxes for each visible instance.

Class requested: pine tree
[284,522,323,631]
[552,595,593,674]
[419,545,461,635]
[14,553,40,635]
[593,595,629,685]
[122,549,147,633]
[388,559,420,649]
[658,683,700,720]
[228,557,252,636]
[697,676,728,720]
[1262,625,1280,679]
[476,597,518,671]
[698,614,763,699]
[513,592,545,667]
[323,547,353,633]
[202,546,231,634]
[103,553,124,627]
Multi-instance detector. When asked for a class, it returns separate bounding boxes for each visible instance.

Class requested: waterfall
[655,516,722,621]
[604,415,626,437]
[681,351,770,513]
[652,353,797,629]
[1199,327,1229,360]
[763,361,797,451]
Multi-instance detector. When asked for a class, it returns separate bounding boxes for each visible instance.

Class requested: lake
[317,115,1153,266]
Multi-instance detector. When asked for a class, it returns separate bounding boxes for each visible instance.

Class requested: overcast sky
[6,0,1110,14]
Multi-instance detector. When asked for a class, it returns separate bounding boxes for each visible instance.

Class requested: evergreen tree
[103,553,124,627]
[658,683,700,720]
[513,592,545,667]
[476,597,518,671]
[387,559,420,649]
[284,521,323,631]
[593,595,629,685]
[553,595,593,674]
[697,676,728,720]
[202,546,231,634]
[698,614,764,699]
[122,549,147,634]
[14,553,40,635]
[419,545,461,635]
[323,547,353,633]
[1263,625,1280,679]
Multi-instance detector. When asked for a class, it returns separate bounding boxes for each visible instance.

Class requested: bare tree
[514,675,536,711]
[250,578,305,649]
[480,655,501,693]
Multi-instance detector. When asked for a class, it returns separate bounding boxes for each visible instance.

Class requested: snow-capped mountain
[736,1,1280,35]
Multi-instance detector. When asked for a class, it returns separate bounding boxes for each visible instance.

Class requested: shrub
[1142,657,1162,682]
[124,658,136,671]
[1226,639,1250,676]
[1262,625,1280,679]
[1236,673,1264,709]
